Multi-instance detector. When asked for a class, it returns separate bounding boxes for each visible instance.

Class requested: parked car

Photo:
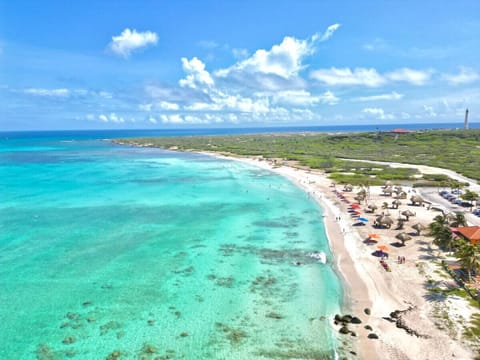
[453,199,463,205]
[452,189,463,195]
[473,208,480,216]
[439,190,449,196]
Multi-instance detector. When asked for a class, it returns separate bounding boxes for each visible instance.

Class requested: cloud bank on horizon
[1,1,479,130]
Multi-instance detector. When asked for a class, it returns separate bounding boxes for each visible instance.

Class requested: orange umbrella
[368,233,380,239]
[377,245,389,252]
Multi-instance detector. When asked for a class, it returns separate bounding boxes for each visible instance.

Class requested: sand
[208,153,478,360]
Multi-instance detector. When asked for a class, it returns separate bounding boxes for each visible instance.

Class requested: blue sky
[1,1,479,130]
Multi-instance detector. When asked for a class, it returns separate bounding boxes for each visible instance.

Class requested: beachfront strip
[227,155,479,360]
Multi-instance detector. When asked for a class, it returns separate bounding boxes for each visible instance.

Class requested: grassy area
[116,129,480,185]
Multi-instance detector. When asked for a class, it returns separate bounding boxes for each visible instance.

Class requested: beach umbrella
[368,233,380,239]
[411,223,427,236]
[344,184,353,192]
[397,191,407,199]
[357,188,367,196]
[395,232,412,246]
[401,209,416,221]
[375,214,393,228]
[410,194,424,206]
[364,237,378,244]
[351,204,361,209]
[377,244,389,252]
[366,204,378,213]
[384,181,393,187]
[382,186,394,195]
[391,199,402,209]
[358,217,368,222]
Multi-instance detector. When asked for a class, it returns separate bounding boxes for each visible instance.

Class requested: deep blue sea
[1,121,478,141]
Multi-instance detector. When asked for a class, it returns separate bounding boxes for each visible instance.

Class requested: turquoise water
[0,136,342,359]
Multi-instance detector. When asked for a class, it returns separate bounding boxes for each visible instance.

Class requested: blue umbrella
[358,217,368,222]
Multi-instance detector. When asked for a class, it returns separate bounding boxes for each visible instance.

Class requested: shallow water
[0,136,342,359]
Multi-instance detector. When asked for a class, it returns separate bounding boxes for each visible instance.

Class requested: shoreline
[208,153,378,358]
[200,152,476,359]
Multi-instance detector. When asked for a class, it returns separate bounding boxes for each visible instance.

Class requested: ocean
[0,131,343,359]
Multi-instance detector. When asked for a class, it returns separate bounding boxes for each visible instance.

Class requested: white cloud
[216,24,339,82]
[423,105,437,117]
[216,30,324,80]
[148,116,158,124]
[139,103,153,112]
[161,114,184,124]
[24,88,70,97]
[311,67,432,87]
[363,38,388,51]
[197,40,218,49]
[310,67,386,87]
[179,57,214,88]
[362,107,394,120]
[108,28,158,58]
[353,92,404,102]
[386,68,432,85]
[270,90,338,106]
[158,101,180,110]
[232,48,249,59]
[99,91,113,99]
[442,67,480,85]
[98,113,125,123]
[319,23,341,42]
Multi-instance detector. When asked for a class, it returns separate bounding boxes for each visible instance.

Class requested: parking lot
[420,188,480,226]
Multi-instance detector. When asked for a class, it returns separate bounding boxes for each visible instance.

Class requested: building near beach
[452,226,480,245]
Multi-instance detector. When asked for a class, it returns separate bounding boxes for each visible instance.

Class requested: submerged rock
[265,312,284,319]
[62,336,76,345]
[106,350,123,360]
[35,344,56,360]
[351,316,362,324]
[140,342,158,354]
[100,321,122,335]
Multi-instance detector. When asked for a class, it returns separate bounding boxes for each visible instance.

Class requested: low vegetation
[116,128,480,185]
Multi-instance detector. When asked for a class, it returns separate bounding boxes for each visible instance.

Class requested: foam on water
[0,136,342,359]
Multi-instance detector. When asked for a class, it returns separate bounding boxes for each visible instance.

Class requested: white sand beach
[211,153,478,360]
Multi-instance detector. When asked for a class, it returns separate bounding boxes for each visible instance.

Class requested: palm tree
[461,190,478,211]
[455,241,480,282]
[449,213,467,227]
[429,215,454,251]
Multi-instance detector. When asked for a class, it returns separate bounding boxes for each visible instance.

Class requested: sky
[1,0,479,130]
